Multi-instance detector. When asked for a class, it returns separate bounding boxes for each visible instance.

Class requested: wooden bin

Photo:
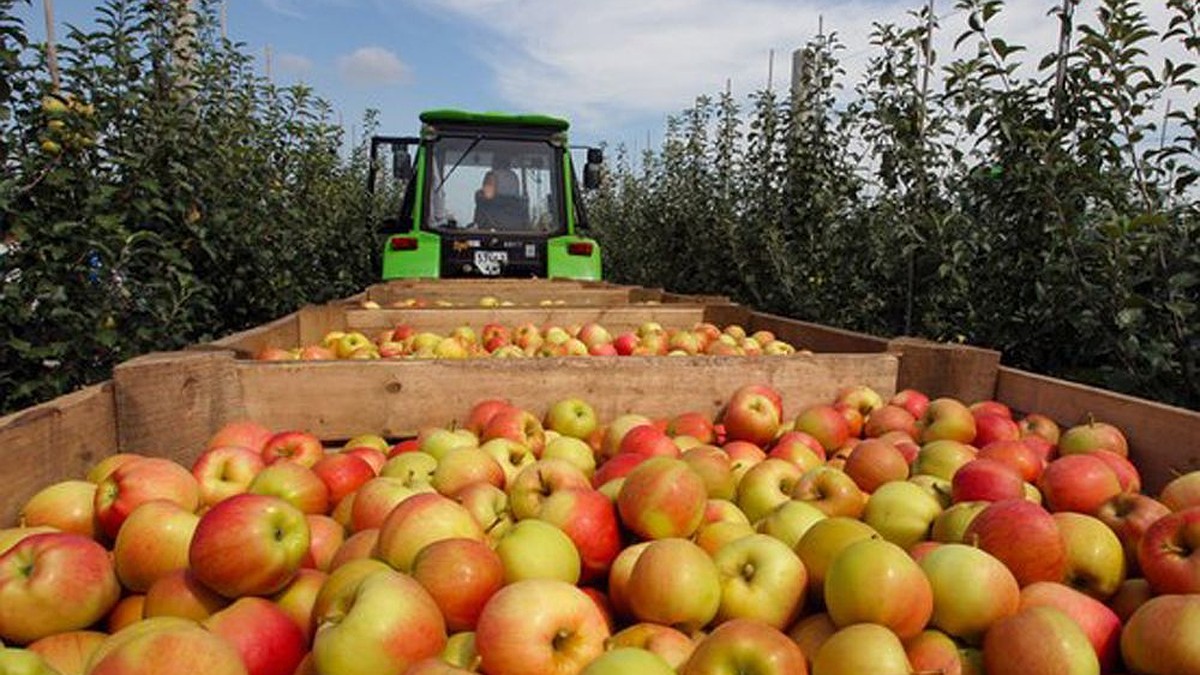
[0,349,901,525]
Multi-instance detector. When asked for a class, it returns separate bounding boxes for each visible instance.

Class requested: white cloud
[336,46,412,87]
[261,0,306,19]
[275,52,314,77]
[410,0,1195,136]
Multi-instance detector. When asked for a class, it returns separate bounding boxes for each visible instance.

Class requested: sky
[15,1,1195,154]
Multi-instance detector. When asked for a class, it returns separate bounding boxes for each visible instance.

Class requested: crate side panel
[203,311,302,357]
[749,313,891,354]
[0,383,118,526]
[236,355,899,440]
[889,337,1002,403]
[996,366,1200,494]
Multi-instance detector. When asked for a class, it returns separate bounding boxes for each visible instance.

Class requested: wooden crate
[0,349,901,525]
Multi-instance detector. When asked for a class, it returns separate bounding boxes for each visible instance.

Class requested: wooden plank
[995,366,1200,494]
[236,353,900,440]
[112,351,245,467]
[343,305,713,336]
[202,311,301,357]
[362,288,641,308]
[297,304,350,346]
[887,337,1002,404]
[0,383,118,526]
[750,313,891,354]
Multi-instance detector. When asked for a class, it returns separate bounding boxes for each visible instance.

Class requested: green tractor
[370,109,604,280]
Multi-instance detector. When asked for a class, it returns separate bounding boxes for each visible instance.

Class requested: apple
[26,629,106,675]
[455,482,514,543]
[964,499,1068,587]
[626,538,721,633]
[311,453,376,505]
[112,499,200,593]
[464,399,512,437]
[680,619,807,675]
[1052,511,1126,599]
[710,534,806,629]
[440,631,481,671]
[271,567,328,640]
[249,459,330,515]
[94,457,201,540]
[481,407,545,457]
[930,500,988,543]
[1096,492,1172,573]
[973,413,1021,447]
[667,411,717,444]
[791,466,866,519]
[143,568,229,621]
[617,457,707,540]
[904,629,965,675]
[721,385,783,447]
[723,440,767,483]
[537,488,622,583]
[206,420,273,455]
[694,520,756,555]
[918,542,1019,643]
[349,476,423,532]
[17,480,98,540]
[951,458,1026,503]
[977,439,1044,483]
[380,451,438,486]
[86,452,144,484]
[311,568,447,675]
[542,436,596,478]
[1019,581,1122,671]
[890,388,930,419]
[309,558,392,623]
[475,579,609,675]
[1038,454,1122,514]
[261,430,325,467]
[1018,412,1062,446]
[608,623,695,669]
[843,438,909,493]
[494,518,581,584]
[410,538,504,632]
[862,479,943,550]
[302,514,345,571]
[1160,471,1200,511]
[543,397,599,440]
[1137,505,1200,594]
[755,499,827,550]
[106,594,145,632]
[591,452,647,491]
[605,541,651,622]
[188,493,310,598]
[735,458,803,524]
[418,427,479,462]
[617,424,680,458]
[812,623,911,675]
[681,445,737,500]
[917,398,977,444]
[864,405,918,440]
[192,445,266,507]
[431,447,505,497]
[581,647,673,675]
[824,537,933,639]
[911,439,977,481]
[86,621,249,675]
[203,597,307,675]
[375,492,486,573]
[1108,577,1153,623]
[0,532,121,644]
[793,405,850,453]
[1120,593,1200,675]
[297,344,336,360]
[1091,449,1141,494]
[982,605,1100,675]
[1058,421,1128,458]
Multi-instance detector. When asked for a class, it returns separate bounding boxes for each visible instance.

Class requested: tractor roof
[418,109,570,132]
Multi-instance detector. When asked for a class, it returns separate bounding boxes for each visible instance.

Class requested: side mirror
[583,147,604,190]
[392,148,413,182]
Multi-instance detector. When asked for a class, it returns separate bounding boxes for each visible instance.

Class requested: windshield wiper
[434,135,482,196]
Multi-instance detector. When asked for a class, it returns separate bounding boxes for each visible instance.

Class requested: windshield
[424,136,565,235]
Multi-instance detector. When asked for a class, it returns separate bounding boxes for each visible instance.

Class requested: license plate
[473,250,508,276]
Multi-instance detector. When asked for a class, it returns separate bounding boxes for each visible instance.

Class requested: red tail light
[390,236,418,251]
[567,241,594,256]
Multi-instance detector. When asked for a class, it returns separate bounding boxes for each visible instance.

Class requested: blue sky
[16,1,1193,154]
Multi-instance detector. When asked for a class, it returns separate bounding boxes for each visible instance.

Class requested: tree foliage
[589,0,1200,409]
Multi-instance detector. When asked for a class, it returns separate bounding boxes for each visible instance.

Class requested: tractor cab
[371,109,603,280]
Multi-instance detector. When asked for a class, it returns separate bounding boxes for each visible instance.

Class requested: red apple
[617,457,707,540]
[1038,454,1122,514]
[1096,492,1172,573]
[791,466,867,519]
[608,623,695,669]
[311,453,376,505]
[375,492,486,572]
[26,629,106,675]
[1119,593,1200,675]
[982,605,1099,675]
[112,499,200,593]
[680,618,807,675]
[1160,471,1200,511]
[1137,505,1200,594]
[474,579,609,675]
[1058,421,1128,458]
[188,493,310,598]
[537,487,622,583]
[206,420,273,454]
[143,568,229,621]
[249,459,330,515]
[1019,581,1121,671]
[793,405,850,452]
[94,457,201,540]
[481,407,546,457]
[192,445,267,507]
[864,405,919,440]
[87,620,248,675]
[626,538,721,633]
[977,439,1044,483]
[1018,412,1062,446]
[964,499,1068,587]
[973,413,1021,447]
[203,596,307,675]
[890,388,930,419]
[919,543,1021,642]
[410,538,505,632]
[721,385,783,447]
[18,480,99,540]
[667,411,717,444]
[842,438,909,493]
[508,458,591,519]
[951,458,1026,503]
[261,430,325,467]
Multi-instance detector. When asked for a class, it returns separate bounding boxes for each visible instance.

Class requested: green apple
[812,623,912,675]
[862,480,943,550]
[543,398,599,440]
[494,519,580,584]
[918,543,1020,643]
[711,534,806,629]
[582,647,674,675]
[824,537,933,639]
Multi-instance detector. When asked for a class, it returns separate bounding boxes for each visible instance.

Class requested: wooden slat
[362,288,640,308]
[343,305,713,335]
[112,351,244,467]
[887,337,1002,404]
[995,366,1200,494]
[297,304,351,346]
[750,313,891,354]
[0,383,118,526]
[236,353,900,440]
[202,311,301,357]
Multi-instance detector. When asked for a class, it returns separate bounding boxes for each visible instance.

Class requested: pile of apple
[254,320,804,361]
[361,297,586,309]
[2,384,1199,675]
